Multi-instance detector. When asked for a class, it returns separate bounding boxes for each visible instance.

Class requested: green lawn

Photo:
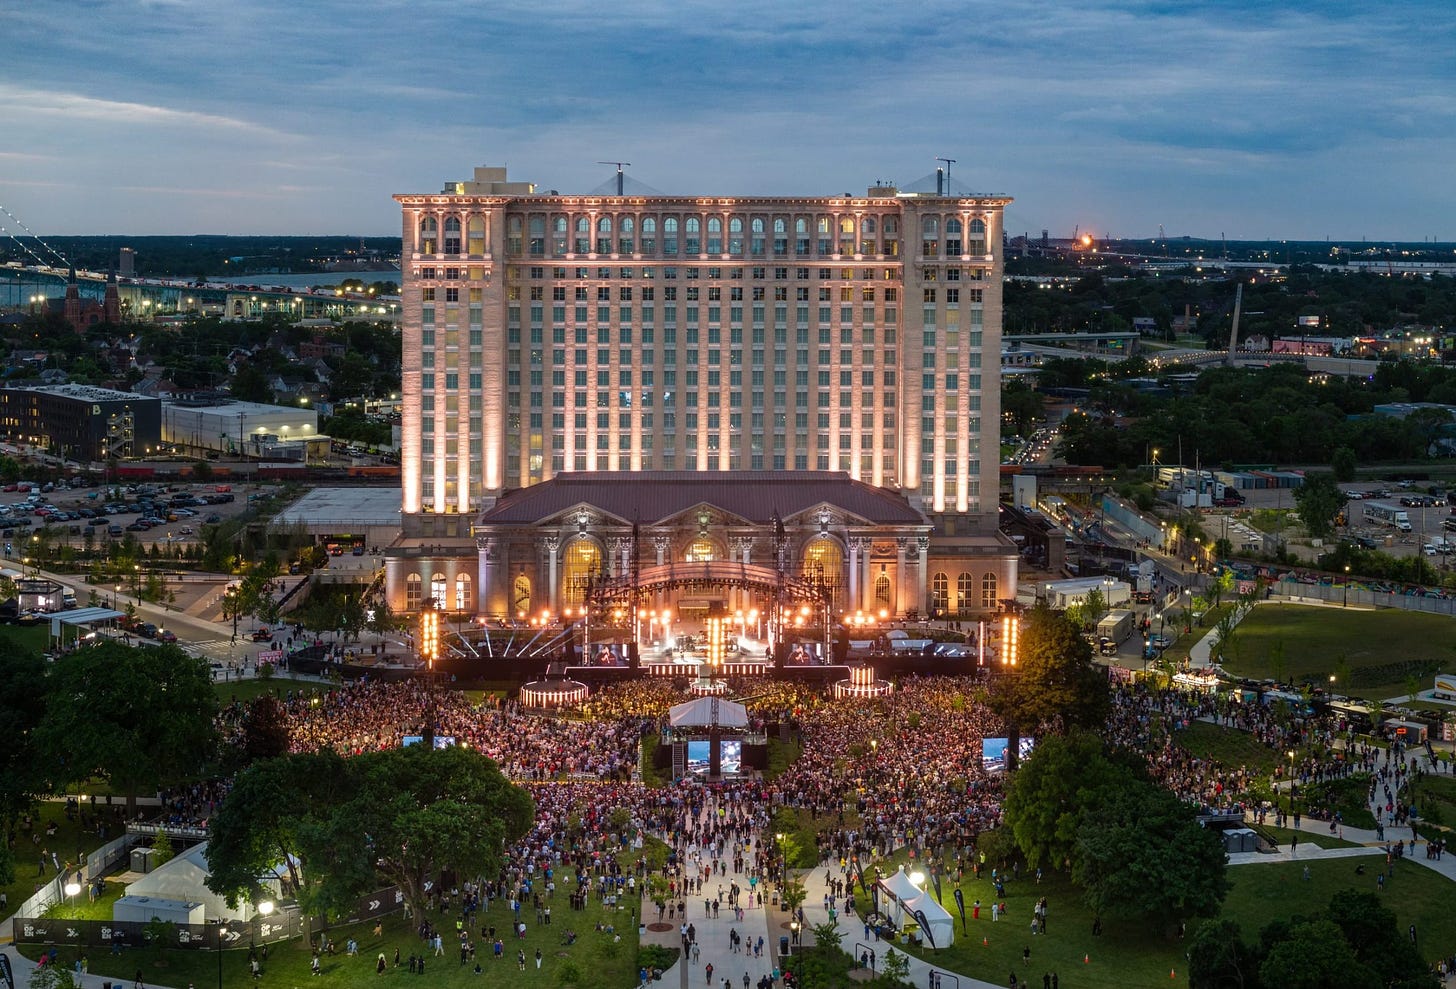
[1409,774,1456,832]
[26,872,659,989]
[1219,855,1456,965]
[1221,604,1456,698]
[1,802,111,917]
[878,852,1456,986]
[0,621,50,654]
[640,736,669,787]
[766,737,803,781]
[1174,721,1283,775]
[42,877,125,920]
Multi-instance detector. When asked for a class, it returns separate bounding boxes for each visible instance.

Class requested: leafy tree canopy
[990,602,1110,732]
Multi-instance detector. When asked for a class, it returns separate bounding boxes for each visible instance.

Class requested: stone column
[544,535,560,614]
[846,536,861,607]
[916,536,930,616]
[652,535,671,610]
[856,541,867,611]
[895,537,909,617]
[476,536,494,617]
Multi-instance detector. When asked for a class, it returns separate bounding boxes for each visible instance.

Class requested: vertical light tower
[420,605,439,672]
[1000,614,1020,668]
[705,604,727,673]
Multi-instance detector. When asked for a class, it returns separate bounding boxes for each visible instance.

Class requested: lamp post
[1343,565,1351,608]
[1287,749,1297,818]
[64,875,81,916]
[216,921,229,989]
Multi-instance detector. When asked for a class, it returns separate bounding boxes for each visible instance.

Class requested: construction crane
[596,161,631,196]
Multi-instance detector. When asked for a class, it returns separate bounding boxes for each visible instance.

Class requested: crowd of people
[189,653,1456,985]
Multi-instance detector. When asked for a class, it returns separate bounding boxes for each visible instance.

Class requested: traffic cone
[1084,954,1090,964]
[982,938,988,947]
[1170,969,1177,979]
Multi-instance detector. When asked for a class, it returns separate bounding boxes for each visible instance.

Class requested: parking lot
[0,476,267,554]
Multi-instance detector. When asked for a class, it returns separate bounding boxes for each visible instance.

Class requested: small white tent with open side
[876,866,955,947]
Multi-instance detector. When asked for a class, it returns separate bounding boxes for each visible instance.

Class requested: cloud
[0,84,291,140]
[2,0,1453,236]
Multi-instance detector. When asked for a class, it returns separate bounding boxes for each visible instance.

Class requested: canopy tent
[667,696,749,728]
[47,606,126,650]
[876,866,955,947]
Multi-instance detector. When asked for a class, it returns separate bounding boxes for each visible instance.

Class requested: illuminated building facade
[386,166,1017,619]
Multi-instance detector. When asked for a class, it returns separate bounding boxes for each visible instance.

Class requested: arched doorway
[512,574,532,617]
[875,571,893,611]
[562,539,601,609]
[801,538,844,608]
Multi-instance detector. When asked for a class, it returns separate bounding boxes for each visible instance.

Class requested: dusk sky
[4,0,1454,240]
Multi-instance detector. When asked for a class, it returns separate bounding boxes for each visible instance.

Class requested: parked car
[249,628,273,642]
[137,623,159,639]
[157,629,178,644]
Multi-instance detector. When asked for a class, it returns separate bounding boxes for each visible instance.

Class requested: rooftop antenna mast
[934,156,956,195]
[597,161,631,196]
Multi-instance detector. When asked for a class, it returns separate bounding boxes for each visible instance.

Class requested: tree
[1187,918,1256,989]
[239,694,290,764]
[878,948,911,987]
[1331,447,1357,482]
[206,750,353,944]
[1064,588,1106,631]
[1001,730,1141,871]
[0,640,50,833]
[990,603,1110,732]
[809,920,843,954]
[29,962,78,989]
[1212,609,1240,667]
[1001,381,1045,436]
[1293,472,1345,540]
[779,877,807,916]
[1325,889,1435,987]
[1258,919,1378,989]
[228,363,273,404]
[151,830,175,868]
[324,745,533,922]
[1073,781,1230,927]
[35,642,218,812]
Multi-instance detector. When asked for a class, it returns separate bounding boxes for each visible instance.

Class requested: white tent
[125,840,279,923]
[668,696,749,728]
[876,866,955,948]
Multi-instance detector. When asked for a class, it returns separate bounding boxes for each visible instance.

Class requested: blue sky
[3,0,1454,239]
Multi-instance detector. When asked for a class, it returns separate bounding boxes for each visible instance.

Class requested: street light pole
[1343,565,1351,608]
[217,921,228,989]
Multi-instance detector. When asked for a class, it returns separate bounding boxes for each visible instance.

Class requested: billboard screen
[720,740,742,774]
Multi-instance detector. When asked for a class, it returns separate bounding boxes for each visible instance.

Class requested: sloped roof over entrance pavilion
[478,471,926,526]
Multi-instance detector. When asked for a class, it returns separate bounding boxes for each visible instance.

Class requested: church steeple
[63,264,82,329]
[103,267,121,325]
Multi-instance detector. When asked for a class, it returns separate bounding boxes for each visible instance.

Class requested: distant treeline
[0,235,399,280]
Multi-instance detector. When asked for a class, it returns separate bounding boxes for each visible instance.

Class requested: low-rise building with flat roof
[0,384,160,461]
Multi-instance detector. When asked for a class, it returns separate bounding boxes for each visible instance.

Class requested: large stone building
[384,165,1018,621]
